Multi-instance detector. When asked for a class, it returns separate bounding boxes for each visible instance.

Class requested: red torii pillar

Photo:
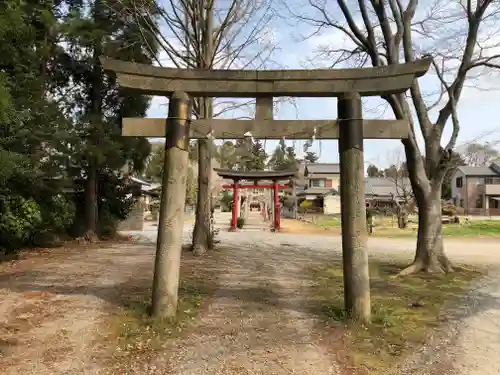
[224,180,285,232]
[229,180,240,231]
[273,181,280,231]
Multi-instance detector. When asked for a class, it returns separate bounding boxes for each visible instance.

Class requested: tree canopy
[0,0,159,251]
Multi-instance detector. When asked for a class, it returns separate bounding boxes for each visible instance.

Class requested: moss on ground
[307,260,484,375]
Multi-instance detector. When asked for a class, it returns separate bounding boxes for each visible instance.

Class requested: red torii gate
[214,169,297,231]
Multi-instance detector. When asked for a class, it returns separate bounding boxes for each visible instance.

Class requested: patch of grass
[108,255,220,360]
[111,279,210,354]
[377,220,500,238]
[314,216,342,229]
[442,220,500,237]
[308,260,484,375]
[314,216,500,238]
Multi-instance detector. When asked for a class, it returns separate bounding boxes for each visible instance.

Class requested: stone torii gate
[100,57,431,322]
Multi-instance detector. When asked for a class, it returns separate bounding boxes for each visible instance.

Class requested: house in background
[450,162,500,216]
[295,163,411,215]
[365,177,412,211]
[295,164,340,212]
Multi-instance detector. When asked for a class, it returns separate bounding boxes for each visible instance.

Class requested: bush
[442,204,457,216]
[299,200,312,213]
[366,208,378,219]
[237,217,245,229]
[97,208,119,238]
[0,196,42,251]
[39,194,76,233]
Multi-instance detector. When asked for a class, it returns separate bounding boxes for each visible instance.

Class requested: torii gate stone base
[101,56,431,323]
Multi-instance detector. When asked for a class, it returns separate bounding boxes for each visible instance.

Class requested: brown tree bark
[192,137,212,255]
[399,186,453,275]
[84,165,98,240]
[192,1,214,255]
[398,140,453,275]
[84,1,103,241]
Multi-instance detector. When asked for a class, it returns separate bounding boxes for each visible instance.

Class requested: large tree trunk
[192,138,212,255]
[192,3,213,255]
[399,185,453,275]
[84,166,98,241]
[85,3,103,242]
[398,134,453,275]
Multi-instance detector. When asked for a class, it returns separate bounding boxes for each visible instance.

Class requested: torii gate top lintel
[100,57,431,98]
[99,57,431,140]
[214,168,297,182]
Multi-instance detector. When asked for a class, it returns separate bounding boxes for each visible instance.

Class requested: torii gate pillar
[338,92,370,322]
[230,181,239,231]
[273,181,280,231]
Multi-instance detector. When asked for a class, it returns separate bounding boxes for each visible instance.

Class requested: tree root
[438,254,454,272]
[84,230,98,243]
[396,261,425,276]
[192,245,207,256]
[396,257,453,276]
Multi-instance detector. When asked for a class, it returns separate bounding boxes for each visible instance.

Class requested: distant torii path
[215,169,297,231]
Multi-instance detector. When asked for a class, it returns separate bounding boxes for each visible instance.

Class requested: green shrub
[97,208,119,238]
[229,217,246,229]
[442,204,457,216]
[0,196,42,251]
[40,194,76,233]
[237,217,245,229]
[366,208,378,219]
[299,200,312,213]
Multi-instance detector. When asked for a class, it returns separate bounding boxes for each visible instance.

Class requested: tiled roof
[457,165,498,176]
[492,162,500,174]
[297,177,411,198]
[304,163,340,175]
[364,177,411,197]
[297,187,337,196]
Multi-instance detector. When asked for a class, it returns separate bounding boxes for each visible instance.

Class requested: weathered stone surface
[100,57,431,97]
[121,118,410,139]
[255,97,273,120]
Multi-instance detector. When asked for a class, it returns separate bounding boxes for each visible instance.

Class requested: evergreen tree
[59,0,158,237]
[0,0,76,249]
[268,141,298,171]
[249,140,267,170]
[268,145,287,170]
[233,138,253,171]
[218,141,236,169]
[366,164,383,177]
[304,151,319,164]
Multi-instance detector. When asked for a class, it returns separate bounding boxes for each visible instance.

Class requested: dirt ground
[0,241,341,375]
[0,243,152,374]
[1,230,500,375]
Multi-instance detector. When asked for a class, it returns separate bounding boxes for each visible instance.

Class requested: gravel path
[150,241,340,375]
[133,216,500,375]
[1,214,500,374]
[0,245,154,375]
[452,273,500,375]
